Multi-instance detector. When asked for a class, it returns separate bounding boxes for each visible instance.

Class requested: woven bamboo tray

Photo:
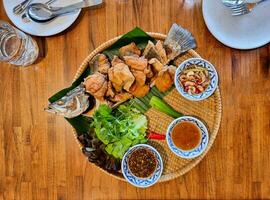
[73,33,222,182]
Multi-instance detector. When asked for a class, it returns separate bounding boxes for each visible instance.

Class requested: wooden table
[0,0,269,199]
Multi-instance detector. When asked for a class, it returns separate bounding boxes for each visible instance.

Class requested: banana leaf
[65,115,93,135]
[48,67,91,103]
[48,27,156,134]
[103,27,155,60]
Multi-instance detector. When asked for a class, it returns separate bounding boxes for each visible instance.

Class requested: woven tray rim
[72,32,222,182]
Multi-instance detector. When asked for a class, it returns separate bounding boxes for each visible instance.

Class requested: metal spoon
[22,0,57,23]
[26,0,102,23]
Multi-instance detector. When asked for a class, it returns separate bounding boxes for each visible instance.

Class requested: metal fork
[223,0,242,8]
[223,0,268,16]
[22,0,57,23]
[13,0,33,15]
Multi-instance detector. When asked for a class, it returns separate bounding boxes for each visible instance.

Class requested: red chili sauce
[128,148,157,178]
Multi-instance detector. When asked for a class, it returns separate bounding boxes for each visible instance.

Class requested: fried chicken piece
[164,45,181,62]
[167,65,176,77]
[111,56,124,67]
[144,64,154,79]
[155,66,176,92]
[119,42,141,57]
[155,40,168,64]
[149,58,163,72]
[124,56,148,71]
[106,81,115,98]
[131,70,146,86]
[143,40,169,64]
[143,41,163,62]
[108,63,135,92]
[84,72,108,100]
[129,83,150,98]
[91,54,111,74]
[110,92,133,102]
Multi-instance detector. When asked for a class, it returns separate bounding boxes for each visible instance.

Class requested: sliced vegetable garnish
[149,96,182,118]
[126,86,170,113]
[179,65,210,95]
[147,130,166,140]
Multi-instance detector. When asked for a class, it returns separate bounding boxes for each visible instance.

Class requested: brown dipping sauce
[128,148,157,178]
[171,121,201,150]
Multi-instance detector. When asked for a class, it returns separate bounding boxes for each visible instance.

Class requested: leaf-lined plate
[49,27,156,135]
[47,28,222,183]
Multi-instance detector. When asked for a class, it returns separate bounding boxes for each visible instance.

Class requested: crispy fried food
[143,41,155,55]
[92,54,111,74]
[129,83,150,98]
[144,64,154,79]
[164,45,182,63]
[108,63,135,92]
[131,70,146,86]
[155,40,167,64]
[155,66,176,92]
[106,81,115,98]
[124,56,148,71]
[149,58,163,72]
[143,41,160,60]
[111,56,124,66]
[84,39,179,103]
[119,42,141,57]
[143,41,163,63]
[110,92,133,102]
[167,65,176,77]
[84,72,108,100]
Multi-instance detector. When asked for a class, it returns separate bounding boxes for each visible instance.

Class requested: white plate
[3,0,81,36]
[202,0,270,49]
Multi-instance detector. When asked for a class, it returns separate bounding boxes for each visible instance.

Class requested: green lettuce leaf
[92,105,147,159]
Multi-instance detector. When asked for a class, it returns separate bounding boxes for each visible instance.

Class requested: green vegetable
[149,96,182,118]
[91,104,147,159]
[103,27,155,60]
[48,27,155,135]
[66,115,93,135]
[48,67,91,103]
[125,86,169,113]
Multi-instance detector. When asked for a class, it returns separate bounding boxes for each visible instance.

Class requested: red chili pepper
[195,87,200,94]
[147,130,166,140]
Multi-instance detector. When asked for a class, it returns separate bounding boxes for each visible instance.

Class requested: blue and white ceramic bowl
[121,144,163,188]
[174,58,219,101]
[166,116,209,159]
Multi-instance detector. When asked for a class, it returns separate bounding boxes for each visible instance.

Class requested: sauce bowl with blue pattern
[166,116,209,159]
[121,144,163,188]
[174,58,219,101]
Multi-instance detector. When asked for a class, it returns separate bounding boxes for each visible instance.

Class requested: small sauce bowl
[121,144,163,188]
[166,116,209,159]
[174,58,219,101]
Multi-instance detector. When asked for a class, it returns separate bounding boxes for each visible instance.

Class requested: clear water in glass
[0,20,39,66]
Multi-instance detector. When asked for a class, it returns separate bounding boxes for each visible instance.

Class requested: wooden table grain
[0,0,269,199]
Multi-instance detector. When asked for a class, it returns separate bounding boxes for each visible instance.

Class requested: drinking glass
[0,20,39,66]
